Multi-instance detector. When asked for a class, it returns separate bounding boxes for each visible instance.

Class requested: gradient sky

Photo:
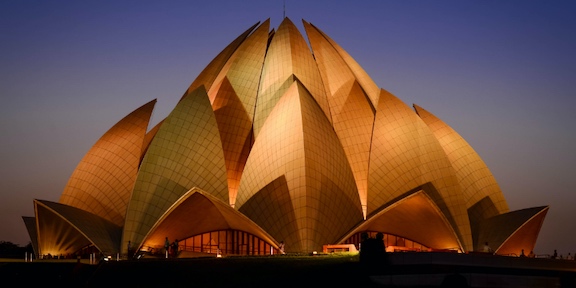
[1,0,575,256]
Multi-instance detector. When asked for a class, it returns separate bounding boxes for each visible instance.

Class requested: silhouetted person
[359,232,372,264]
[172,239,179,258]
[375,232,385,255]
[127,241,133,259]
[360,232,387,272]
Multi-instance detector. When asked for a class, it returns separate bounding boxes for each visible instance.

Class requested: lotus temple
[22,18,548,259]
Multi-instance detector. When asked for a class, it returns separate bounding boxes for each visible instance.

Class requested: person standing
[127,241,133,259]
[483,242,492,253]
[164,237,170,258]
[172,239,179,258]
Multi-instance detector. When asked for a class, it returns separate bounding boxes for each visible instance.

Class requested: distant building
[23,18,547,258]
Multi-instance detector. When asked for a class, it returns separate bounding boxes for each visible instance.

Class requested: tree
[0,241,30,259]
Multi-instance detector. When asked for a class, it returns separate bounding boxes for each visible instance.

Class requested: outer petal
[413,104,510,215]
[369,89,472,251]
[339,190,462,250]
[183,21,260,98]
[34,199,121,256]
[59,100,156,226]
[478,206,548,255]
[304,20,375,219]
[140,187,279,252]
[254,18,330,138]
[237,81,362,253]
[209,20,270,206]
[123,86,228,250]
[305,21,380,108]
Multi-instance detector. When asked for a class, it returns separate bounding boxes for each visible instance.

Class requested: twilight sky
[1,0,575,256]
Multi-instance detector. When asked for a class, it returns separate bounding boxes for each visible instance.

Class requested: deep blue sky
[1,0,575,256]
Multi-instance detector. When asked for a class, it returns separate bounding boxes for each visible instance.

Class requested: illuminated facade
[23,18,548,258]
